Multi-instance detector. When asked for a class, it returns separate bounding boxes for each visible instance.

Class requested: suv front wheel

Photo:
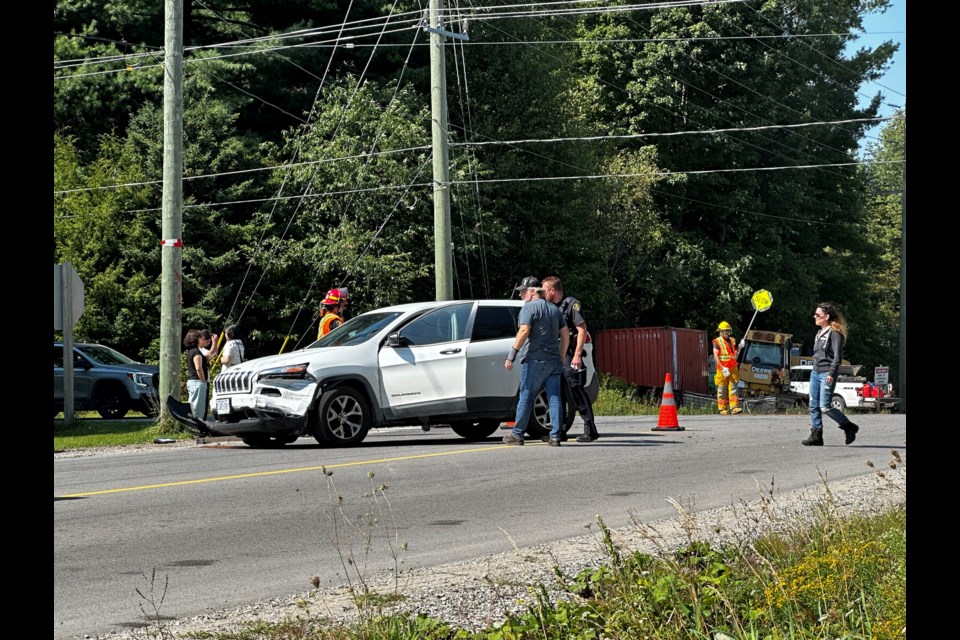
[313,387,371,447]
[94,383,130,419]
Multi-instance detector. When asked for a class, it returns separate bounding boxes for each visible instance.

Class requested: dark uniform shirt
[558,295,588,357]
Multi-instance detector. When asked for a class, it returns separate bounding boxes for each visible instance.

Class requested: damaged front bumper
[165,395,308,439]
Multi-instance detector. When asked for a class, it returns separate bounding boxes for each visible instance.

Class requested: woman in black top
[183,329,212,419]
[802,302,859,446]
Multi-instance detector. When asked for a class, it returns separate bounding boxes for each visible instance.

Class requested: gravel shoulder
[66,439,905,640]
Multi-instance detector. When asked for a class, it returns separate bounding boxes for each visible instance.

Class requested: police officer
[541,276,600,443]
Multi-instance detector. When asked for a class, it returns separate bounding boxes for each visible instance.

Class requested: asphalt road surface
[54,412,907,639]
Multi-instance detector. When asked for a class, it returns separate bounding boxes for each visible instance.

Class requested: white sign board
[874,366,889,387]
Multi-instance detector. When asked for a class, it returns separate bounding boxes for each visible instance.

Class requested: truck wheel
[830,394,847,412]
[313,387,370,446]
[94,384,129,419]
[450,420,500,441]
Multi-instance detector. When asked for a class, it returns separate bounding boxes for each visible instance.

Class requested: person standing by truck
[802,302,859,446]
[713,321,742,415]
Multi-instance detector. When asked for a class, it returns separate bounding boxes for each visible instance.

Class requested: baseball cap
[514,276,540,291]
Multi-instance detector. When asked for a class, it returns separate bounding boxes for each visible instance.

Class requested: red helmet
[322,288,348,306]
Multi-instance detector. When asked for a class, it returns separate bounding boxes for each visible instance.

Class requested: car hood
[228,347,350,373]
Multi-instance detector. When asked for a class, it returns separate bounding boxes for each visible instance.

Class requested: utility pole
[898,144,906,412]
[159,0,184,415]
[429,0,453,301]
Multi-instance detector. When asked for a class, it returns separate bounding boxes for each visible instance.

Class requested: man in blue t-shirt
[503,276,570,446]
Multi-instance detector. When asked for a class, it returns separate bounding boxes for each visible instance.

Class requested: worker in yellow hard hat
[713,321,742,415]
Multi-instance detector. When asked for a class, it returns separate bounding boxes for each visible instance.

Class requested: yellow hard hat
[717,321,732,331]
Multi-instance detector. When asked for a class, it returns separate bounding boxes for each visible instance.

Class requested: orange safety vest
[317,311,344,339]
[713,336,738,370]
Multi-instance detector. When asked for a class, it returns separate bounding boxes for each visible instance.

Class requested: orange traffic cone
[652,373,685,431]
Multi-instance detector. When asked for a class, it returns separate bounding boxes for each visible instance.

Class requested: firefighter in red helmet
[317,287,349,339]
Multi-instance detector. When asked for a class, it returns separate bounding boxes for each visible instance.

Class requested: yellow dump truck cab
[737,330,793,397]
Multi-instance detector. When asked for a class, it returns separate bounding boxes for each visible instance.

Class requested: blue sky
[852,0,906,153]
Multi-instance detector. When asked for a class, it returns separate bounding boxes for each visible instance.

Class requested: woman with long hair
[802,302,859,446]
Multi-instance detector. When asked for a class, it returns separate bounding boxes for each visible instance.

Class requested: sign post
[874,366,889,388]
[54,263,85,425]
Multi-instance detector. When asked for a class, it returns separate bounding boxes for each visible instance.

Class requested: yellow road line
[58,444,520,498]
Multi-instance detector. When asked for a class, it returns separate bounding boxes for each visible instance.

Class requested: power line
[54,117,887,197]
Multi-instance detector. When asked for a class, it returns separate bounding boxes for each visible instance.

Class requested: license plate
[216,398,231,415]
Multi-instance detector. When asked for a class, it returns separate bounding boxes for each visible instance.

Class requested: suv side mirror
[386,333,409,347]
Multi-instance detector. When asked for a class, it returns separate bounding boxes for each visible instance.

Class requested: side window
[54,347,64,368]
[471,306,519,342]
[400,303,473,346]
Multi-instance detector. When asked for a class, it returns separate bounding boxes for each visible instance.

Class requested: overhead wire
[235,2,362,339]
[55,0,903,303]
[448,0,485,299]
[276,0,437,350]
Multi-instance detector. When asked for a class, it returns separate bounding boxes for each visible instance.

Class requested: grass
[53,413,194,451]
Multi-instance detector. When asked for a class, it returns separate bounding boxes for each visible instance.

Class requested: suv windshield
[308,312,403,348]
[75,344,138,365]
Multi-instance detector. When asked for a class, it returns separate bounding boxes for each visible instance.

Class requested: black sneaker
[503,434,524,446]
[576,435,598,443]
[541,435,568,443]
[842,422,859,445]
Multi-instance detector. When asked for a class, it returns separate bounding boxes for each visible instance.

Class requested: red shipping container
[593,327,710,394]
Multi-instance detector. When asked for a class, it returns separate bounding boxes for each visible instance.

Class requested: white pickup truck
[789,365,898,412]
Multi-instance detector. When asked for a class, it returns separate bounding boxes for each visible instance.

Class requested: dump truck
[734,329,803,411]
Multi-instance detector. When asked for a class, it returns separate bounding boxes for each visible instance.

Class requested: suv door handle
[439,348,462,355]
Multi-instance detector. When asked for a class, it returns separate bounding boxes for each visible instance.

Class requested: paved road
[54,412,906,639]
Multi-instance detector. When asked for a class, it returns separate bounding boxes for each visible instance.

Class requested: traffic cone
[652,373,685,431]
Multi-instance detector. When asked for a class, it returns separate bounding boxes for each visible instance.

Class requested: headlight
[128,372,154,387]
[258,363,315,382]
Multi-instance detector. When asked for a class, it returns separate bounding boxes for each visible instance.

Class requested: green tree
[572,0,897,344]
[858,109,903,378]
[237,77,440,349]
[54,132,159,361]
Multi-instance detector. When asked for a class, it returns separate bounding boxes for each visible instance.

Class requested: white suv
[167,299,598,447]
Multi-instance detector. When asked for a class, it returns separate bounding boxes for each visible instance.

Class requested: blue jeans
[808,369,851,431]
[511,359,564,440]
[187,379,209,420]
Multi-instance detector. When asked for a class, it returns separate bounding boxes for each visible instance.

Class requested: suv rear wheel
[450,419,500,441]
[313,387,371,447]
[526,386,575,438]
[94,383,129,419]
